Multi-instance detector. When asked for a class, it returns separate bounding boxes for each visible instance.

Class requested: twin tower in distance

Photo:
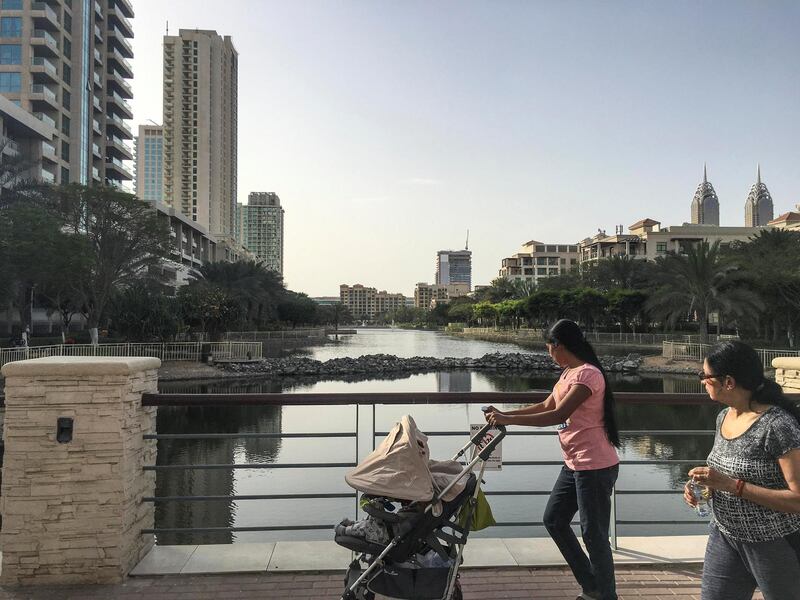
[691,164,774,228]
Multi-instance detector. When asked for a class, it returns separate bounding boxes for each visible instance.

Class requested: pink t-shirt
[553,364,619,471]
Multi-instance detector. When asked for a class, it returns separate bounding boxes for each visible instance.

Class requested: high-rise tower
[690,163,719,225]
[435,249,472,290]
[242,192,284,275]
[744,164,774,227]
[0,0,135,186]
[162,29,237,240]
[134,123,163,202]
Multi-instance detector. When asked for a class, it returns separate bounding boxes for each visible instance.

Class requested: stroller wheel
[451,578,463,600]
[343,561,375,600]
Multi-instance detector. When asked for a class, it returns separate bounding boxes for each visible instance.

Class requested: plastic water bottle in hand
[691,482,711,517]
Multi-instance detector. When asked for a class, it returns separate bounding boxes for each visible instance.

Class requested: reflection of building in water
[661,376,703,394]
[155,405,283,545]
[436,371,472,393]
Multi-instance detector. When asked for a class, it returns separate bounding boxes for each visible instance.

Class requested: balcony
[92,142,102,158]
[93,70,103,88]
[92,118,102,135]
[93,47,103,65]
[106,134,133,160]
[39,168,55,184]
[107,69,133,98]
[2,138,20,157]
[41,140,57,162]
[105,156,132,180]
[31,30,59,55]
[92,95,103,112]
[113,0,135,19]
[107,48,133,78]
[94,0,103,19]
[92,166,101,181]
[107,25,133,58]
[107,6,133,38]
[106,113,132,139]
[30,56,58,83]
[31,2,60,30]
[106,91,132,120]
[94,23,103,43]
[29,84,59,109]
[34,112,56,129]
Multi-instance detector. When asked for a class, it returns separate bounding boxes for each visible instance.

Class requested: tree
[607,289,648,333]
[472,301,498,327]
[587,255,655,291]
[52,185,171,344]
[198,260,285,328]
[277,292,318,327]
[109,282,180,341]
[447,301,476,325]
[525,290,562,328]
[473,278,516,303]
[178,283,242,341]
[646,241,763,338]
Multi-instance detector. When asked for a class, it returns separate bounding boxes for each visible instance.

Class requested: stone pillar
[773,357,800,394]
[0,356,160,585]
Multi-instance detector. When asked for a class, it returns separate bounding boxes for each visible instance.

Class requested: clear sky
[129,0,800,297]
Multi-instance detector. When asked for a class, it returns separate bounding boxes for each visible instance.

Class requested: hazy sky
[130,1,800,297]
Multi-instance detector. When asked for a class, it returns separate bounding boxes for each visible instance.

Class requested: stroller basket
[360,565,451,600]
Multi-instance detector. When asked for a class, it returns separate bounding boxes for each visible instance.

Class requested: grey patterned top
[707,406,800,542]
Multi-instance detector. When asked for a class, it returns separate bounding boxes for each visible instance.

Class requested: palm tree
[646,241,763,338]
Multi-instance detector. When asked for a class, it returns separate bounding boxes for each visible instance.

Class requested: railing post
[0,356,159,585]
[610,484,618,550]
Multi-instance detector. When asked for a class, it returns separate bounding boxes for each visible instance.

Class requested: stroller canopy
[345,415,466,502]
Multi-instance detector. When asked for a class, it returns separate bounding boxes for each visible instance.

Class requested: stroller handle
[468,422,506,461]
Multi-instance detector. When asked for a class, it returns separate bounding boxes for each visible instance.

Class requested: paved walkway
[0,567,766,600]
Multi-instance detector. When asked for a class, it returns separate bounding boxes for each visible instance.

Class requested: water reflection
[155,369,717,544]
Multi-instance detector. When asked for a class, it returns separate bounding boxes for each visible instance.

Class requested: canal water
[156,329,714,545]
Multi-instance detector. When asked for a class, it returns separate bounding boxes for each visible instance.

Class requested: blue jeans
[701,523,800,599]
[543,464,619,600]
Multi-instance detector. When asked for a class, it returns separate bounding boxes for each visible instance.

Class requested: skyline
[129,0,800,297]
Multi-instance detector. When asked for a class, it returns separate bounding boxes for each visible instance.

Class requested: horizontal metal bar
[375,430,715,437]
[142,525,334,534]
[143,432,356,440]
[615,520,708,525]
[142,391,725,407]
[144,493,356,502]
[144,462,356,471]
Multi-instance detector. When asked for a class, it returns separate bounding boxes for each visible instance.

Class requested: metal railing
[663,341,800,368]
[139,391,776,547]
[0,341,262,368]
[463,328,736,346]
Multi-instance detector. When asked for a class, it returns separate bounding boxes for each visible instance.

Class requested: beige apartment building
[499,240,579,284]
[769,206,800,232]
[580,219,764,264]
[134,123,162,201]
[0,0,134,186]
[340,284,407,322]
[162,29,237,241]
[240,192,284,275]
[414,283,470,309]
[0,94,55,190]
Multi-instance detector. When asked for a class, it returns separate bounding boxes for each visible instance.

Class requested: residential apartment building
[744,165,774,227]
[435,249,472,290]
[0,0,135,186]
[691,164,719,225]
[162,29,237,240]
[241,191,284,275]
[339,284,407,321]
[413,282,470,309]
[499,240,579,285]
[134,123,162,201]
[0,93,55,189]
[769,205,800,232]
[580,218,763,264]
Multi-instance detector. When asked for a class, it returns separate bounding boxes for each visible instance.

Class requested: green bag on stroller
[458,488,495,531]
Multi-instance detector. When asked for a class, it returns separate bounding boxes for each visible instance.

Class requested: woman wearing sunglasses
[686,340,800,599]
[484,319,620,600]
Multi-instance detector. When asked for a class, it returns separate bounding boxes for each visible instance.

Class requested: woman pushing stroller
[484,319,620,600]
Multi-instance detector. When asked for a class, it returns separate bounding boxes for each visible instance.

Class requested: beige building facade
[414,282,470,309]
[241,192,284,275]
[0,94,55,189]
[134,124,163,201]
[0,0,135,186]
[499,240,579,284]
[769,206,800,232]
[340,284,407,321]
[162,29,237,240]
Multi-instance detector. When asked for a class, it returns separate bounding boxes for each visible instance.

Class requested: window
[537,268,547,276]
[0,17,22,37]
[61,167,69,183]
[61,115,70,136]
[656,242,667,253]
[1,0,23,8]
[0,72,20,92]
[62,63,71,83]
[0,44,21,64]
[62,90,70,109]
[63,37,71,56]
[535,245,545,253]
[61,140,70,161]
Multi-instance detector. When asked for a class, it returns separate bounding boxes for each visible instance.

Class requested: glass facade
[0,72,21,92]
[0,17,22,37]
[1,0,23,9]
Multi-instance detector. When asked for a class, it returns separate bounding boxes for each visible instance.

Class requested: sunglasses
[698,371,721,382]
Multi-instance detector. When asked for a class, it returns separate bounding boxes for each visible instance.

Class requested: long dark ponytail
[547,319,621,447]
[706,341,800,425]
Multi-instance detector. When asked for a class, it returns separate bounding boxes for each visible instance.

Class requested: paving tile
[129,545,198,575]
[461,537,517,567]
[503,537,567,566]
[180,543,275,574]
[267,541,353,572]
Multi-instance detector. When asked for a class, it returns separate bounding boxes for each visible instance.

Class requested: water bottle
[691,482,710,517]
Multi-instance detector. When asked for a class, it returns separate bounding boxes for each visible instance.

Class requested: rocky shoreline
[218,351,645,377]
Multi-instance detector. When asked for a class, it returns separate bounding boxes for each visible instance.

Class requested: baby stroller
[335,415,505,600]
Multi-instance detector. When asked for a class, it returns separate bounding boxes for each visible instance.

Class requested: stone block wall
[0,357,160,585]
[774,357,800,394]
